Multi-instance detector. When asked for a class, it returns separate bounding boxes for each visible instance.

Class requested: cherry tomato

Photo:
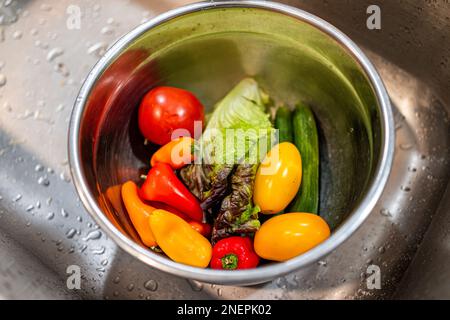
[138,86,205,145]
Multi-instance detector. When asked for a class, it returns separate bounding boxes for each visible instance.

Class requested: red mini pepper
[139,162,203,222]
[210,237,260,270]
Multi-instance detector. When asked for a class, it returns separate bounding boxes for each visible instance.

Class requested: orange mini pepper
[150,137,194,169]
[121,181,157,247]
[188,221,212,238]
[149,209,212,268]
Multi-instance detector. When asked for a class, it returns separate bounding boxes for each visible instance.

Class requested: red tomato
[138,86,205,145]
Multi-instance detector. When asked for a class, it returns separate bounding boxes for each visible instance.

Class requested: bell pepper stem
[221,253,238,270]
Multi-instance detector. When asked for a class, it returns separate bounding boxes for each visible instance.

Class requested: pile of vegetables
[120,78,330,270]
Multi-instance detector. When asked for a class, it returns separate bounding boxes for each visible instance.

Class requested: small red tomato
[138,86,205,145]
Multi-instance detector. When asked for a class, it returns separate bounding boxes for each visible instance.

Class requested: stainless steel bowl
[69,0,394,285]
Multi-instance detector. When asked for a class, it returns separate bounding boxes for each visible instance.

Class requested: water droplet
[87,42,108,57]
[37,175,50,186]
[91,246,105,255]
[408,166,417,172]
[46,197,52,206]
[76,216,83,222]
[401,185,411,192]
[79,244,87,252]
[378,246,386,254]
[66,228,77,239]
[26,221,31,227]
[30,28,38,36]
[13,194,22,202]
[380,208,392,217]
[0,74,6,87]
[217,288,222,296]
[34,164,44,172]
[101,259,108,266]
[186,279,203,292]
[60,171,71,182]
[106,17,115,24]
[46,212,54,220]
[101,26,114,35]
[318,260,327,267]
[82,230,102,241]
[54,62,69,77]
[60,208,69,218]
[113,276,120,284]
[46,47,64,62]
[127,283,135,291]
[12,30,23,40]
[26,204,34,212]
[143,279,158,291]
[275,277,288,289]
[399,143,413,150]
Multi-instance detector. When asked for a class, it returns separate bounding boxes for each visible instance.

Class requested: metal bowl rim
[68,0,394,285]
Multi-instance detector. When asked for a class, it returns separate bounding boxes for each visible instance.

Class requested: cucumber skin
[275,106,294,144]
[288,103,319,214]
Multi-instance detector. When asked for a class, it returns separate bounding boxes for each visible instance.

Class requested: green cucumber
[274,106,293,143]
[288,102,319,214]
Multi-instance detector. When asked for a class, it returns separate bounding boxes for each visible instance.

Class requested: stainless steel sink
[0,0,448,299]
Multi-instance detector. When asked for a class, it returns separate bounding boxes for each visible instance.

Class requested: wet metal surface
[0,0,449,299]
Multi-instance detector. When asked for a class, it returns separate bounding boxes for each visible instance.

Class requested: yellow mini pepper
[254,212,330,261]
[149,209,212,268]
